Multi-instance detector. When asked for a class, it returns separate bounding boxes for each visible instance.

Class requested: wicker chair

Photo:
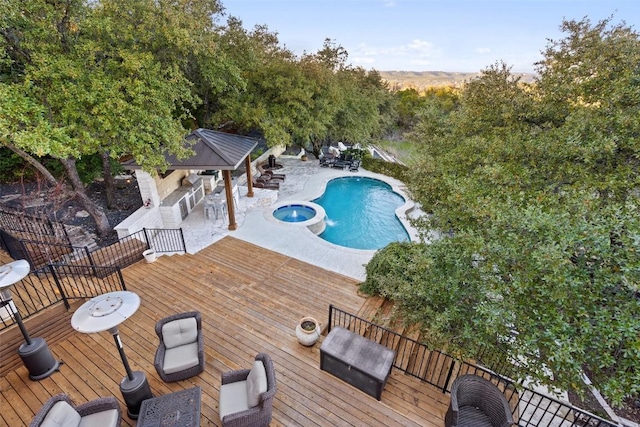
[219,353,277,427]
[29,394,120,427]
[154,311,205,382]
[445,375,514,427]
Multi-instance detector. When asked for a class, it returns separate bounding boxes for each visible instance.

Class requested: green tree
[0,0,219,236]
[212,18,306,145]
[328,67,396,149]
[362,17,640,405]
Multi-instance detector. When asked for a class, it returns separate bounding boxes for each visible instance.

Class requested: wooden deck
[0,237,448,426]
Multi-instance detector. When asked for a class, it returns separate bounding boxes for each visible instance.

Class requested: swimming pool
[312,177,410,250]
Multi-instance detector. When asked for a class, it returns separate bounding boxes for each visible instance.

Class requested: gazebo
[124,128,259,230]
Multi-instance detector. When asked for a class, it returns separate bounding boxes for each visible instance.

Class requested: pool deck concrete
[176,156,420,281]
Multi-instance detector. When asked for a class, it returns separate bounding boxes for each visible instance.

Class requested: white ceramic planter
[295,317,320,346]
[142,249,157,263]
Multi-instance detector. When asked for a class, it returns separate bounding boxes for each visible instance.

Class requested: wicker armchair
[219,353,277,427]
[154,311,205,382]
[29,394,120,427]
[445,375,514,427]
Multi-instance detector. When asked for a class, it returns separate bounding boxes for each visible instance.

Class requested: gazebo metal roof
[123,128,259,170]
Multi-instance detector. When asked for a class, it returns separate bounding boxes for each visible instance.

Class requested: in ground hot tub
[273,204,317,222]
[270,201,326,235]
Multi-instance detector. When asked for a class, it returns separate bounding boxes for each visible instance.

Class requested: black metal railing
[327,304,617,427]
[2,227,186,274]
[0,206,70,244]
[0,264,126,330]
[48,264,126,305]
[16,238,88,271]
[138,228,186,253]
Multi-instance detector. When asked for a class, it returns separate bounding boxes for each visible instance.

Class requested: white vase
[295,317,320,346]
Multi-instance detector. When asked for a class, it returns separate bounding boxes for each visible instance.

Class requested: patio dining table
[137,386,202,427]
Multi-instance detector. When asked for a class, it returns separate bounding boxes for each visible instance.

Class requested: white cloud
[476,47,491,54]
[409,59,433,66]
[406,39,438,59]
[352,56,375,64]
[349,39,441,70]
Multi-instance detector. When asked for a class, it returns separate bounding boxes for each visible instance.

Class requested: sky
[221,0,640,73]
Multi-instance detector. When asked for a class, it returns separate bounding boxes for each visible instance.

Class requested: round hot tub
[273,204,316,222]
[270,201,326,235]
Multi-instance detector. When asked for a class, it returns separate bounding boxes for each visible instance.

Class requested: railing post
[179,228,186,253]
[443,357,456,393]
[116,266,127,291]
[85,246,98,276]
[328,304,334,333]
[143,228,151,249]
[19,240,35,271]
[48,264,70,310]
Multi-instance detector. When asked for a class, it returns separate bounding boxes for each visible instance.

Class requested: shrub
[362,157,410,182]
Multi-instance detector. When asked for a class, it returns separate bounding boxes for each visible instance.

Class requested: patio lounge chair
[262,170,286,180]
[445,375,514,427]
[219,353,277,427]
[154,311,205,382]
[29,394,121,427]
[332,154,352,169]
[257,174,284,185]
[319,156,335,167]
[252,179,280,190]
[349,159,361,172]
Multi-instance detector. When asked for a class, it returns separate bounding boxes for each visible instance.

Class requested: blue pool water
[313,177,410,250]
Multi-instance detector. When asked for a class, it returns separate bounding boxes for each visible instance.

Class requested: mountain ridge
[379,70,536,90]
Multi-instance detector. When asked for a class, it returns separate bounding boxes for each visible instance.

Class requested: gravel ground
[0,177,143,246]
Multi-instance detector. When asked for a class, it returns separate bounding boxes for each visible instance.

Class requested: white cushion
[40,401,81,427]
[163,341,199,374]
[78,409,119,427]
[219,381,249,420]
[246,361,267,408]
[161,317,198,349]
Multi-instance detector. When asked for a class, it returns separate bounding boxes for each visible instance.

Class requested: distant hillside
[379,71,536,91]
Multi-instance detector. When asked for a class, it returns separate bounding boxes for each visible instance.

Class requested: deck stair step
[350,295,386,336]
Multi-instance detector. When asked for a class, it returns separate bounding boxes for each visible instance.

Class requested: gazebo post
[223,170,238,230]
[245,156,254,198]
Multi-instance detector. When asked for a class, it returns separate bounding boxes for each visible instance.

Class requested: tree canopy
[1,1,392,235]
[361,17,640,405]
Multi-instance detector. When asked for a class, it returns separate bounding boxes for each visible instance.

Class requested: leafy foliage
[363,17,640,405]
[361,156,410,183]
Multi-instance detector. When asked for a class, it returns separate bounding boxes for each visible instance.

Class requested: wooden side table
[137,386,201,427]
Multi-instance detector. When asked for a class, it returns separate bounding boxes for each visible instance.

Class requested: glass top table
[137,386,201,427]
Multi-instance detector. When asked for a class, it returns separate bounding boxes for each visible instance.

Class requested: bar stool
[212,195,227,221]
[203,195,216,220]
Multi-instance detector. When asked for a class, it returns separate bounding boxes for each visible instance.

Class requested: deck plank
[0,237,448,426]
